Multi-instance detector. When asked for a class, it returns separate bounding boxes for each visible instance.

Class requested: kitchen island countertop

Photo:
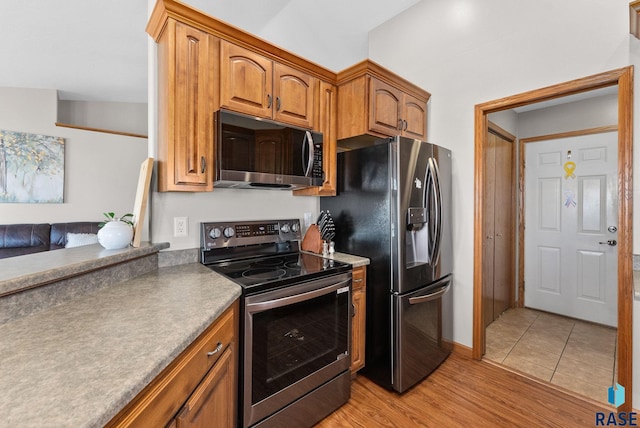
[0,262,241,428]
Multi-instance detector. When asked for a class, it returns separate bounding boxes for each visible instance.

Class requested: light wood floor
[317,353,610,427]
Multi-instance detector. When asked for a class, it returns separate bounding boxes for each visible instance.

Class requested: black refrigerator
[321,136,452,393]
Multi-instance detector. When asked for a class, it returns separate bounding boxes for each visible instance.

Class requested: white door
[524,132,618,326]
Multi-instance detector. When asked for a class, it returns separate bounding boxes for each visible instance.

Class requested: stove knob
[223,227,235,239]
[208,227,221,239]
[280,223,291,233]
[291,223,300,233]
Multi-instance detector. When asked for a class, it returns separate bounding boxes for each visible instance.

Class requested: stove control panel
[201,219,302,249]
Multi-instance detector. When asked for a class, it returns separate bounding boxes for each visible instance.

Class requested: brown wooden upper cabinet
[337,60,430,144]
[293,81,338,197]
[152,19,218,192]
[220,41,316,130]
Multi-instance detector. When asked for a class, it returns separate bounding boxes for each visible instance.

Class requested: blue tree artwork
[0,129,64,203]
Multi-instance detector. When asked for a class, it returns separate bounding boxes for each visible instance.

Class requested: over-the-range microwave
[214,109,323,190]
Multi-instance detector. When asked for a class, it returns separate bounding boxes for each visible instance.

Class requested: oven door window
[247,281,349,405]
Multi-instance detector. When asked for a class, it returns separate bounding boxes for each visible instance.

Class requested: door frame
[472,66,633,412]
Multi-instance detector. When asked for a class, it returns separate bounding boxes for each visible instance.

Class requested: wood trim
[616,66,634,414]
[476,68,628,113]
[472,106,488,359]
[631,1,640,39]
[488,121,516,143]
[518,126,619,308]
[55,122,148,139]
[519,125,618,144]
[443,339,473,358]
[473,66,633,412]
[518,139,526,308]
[335,59,431,102]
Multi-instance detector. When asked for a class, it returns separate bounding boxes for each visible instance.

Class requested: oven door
[243,272,351,427]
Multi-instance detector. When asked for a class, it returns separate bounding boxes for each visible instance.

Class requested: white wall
[517,93,618,138]
[369,0,638,407]
[0,87,148,227]
[150,189,318,251]
[58,100,148,136]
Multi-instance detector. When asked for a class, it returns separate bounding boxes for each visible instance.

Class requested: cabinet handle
[353,278,363,283]
[351,303,356,317]
[276,96,281,111]
[200,156,206,174]
[403,120,408,131]
[398,119,403,130]
[267,94,272,108]
[207,342,223,357]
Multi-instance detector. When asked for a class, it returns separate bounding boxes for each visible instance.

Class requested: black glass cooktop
[206,252,351,293]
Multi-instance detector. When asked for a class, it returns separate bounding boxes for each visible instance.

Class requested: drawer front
[352,267,366,291]
[108,301,237,428]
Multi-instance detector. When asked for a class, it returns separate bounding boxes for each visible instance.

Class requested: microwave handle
[303,131,314,177]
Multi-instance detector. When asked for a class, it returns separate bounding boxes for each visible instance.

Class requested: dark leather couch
[0,222,100,259]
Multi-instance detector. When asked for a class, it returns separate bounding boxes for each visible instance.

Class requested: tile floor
[484,307,617,404]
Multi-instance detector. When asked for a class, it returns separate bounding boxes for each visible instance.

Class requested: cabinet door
[293,80,336,196]
[174,22,214,188]
[368,77,402,137]
[273,63,315,129]
[158,21,215,192]
[175,346,236,428]
[220,41,273,119]
[401,93,427,140]
[351,267,366,374]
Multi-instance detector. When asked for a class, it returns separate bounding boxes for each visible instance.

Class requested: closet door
[483,124,515,327]
[482,132,496,328]
[492,131,514,319]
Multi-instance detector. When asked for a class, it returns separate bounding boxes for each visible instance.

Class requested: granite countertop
[0,263,241,428]
[326,251,370,268]
[302,251,370,268]
[0,242,169,297]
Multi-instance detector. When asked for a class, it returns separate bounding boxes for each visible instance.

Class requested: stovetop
[200,219,351,294]
[205,251,351,293]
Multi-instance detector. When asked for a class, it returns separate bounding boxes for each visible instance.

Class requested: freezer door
[392,275,451,392]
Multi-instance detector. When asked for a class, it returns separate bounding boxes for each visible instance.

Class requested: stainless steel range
[200,219,352,428]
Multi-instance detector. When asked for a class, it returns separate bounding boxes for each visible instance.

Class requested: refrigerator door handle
[428,157,443,266]
[408,282,451,305]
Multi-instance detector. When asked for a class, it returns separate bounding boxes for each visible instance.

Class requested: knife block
[301,224,323,254]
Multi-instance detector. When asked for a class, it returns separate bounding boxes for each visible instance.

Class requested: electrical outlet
[173,217,188,237]
[304,212,313,227]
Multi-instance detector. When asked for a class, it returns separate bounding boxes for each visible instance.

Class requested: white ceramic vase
[97,220,133,250]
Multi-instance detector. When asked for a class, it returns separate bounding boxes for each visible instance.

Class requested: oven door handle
[246,278,350,313]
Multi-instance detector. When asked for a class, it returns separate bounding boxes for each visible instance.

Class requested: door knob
[598,240,617,246]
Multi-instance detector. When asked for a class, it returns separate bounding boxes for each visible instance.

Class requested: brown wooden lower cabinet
[351,266,367,374]
[106,301,238,428]
[170,346,235,427]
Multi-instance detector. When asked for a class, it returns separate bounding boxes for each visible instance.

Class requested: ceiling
[0,0,419,103]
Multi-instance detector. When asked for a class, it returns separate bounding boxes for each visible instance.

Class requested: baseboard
[442,339,473,358]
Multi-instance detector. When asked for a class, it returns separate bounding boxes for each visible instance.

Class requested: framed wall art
[0,129,64,203]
